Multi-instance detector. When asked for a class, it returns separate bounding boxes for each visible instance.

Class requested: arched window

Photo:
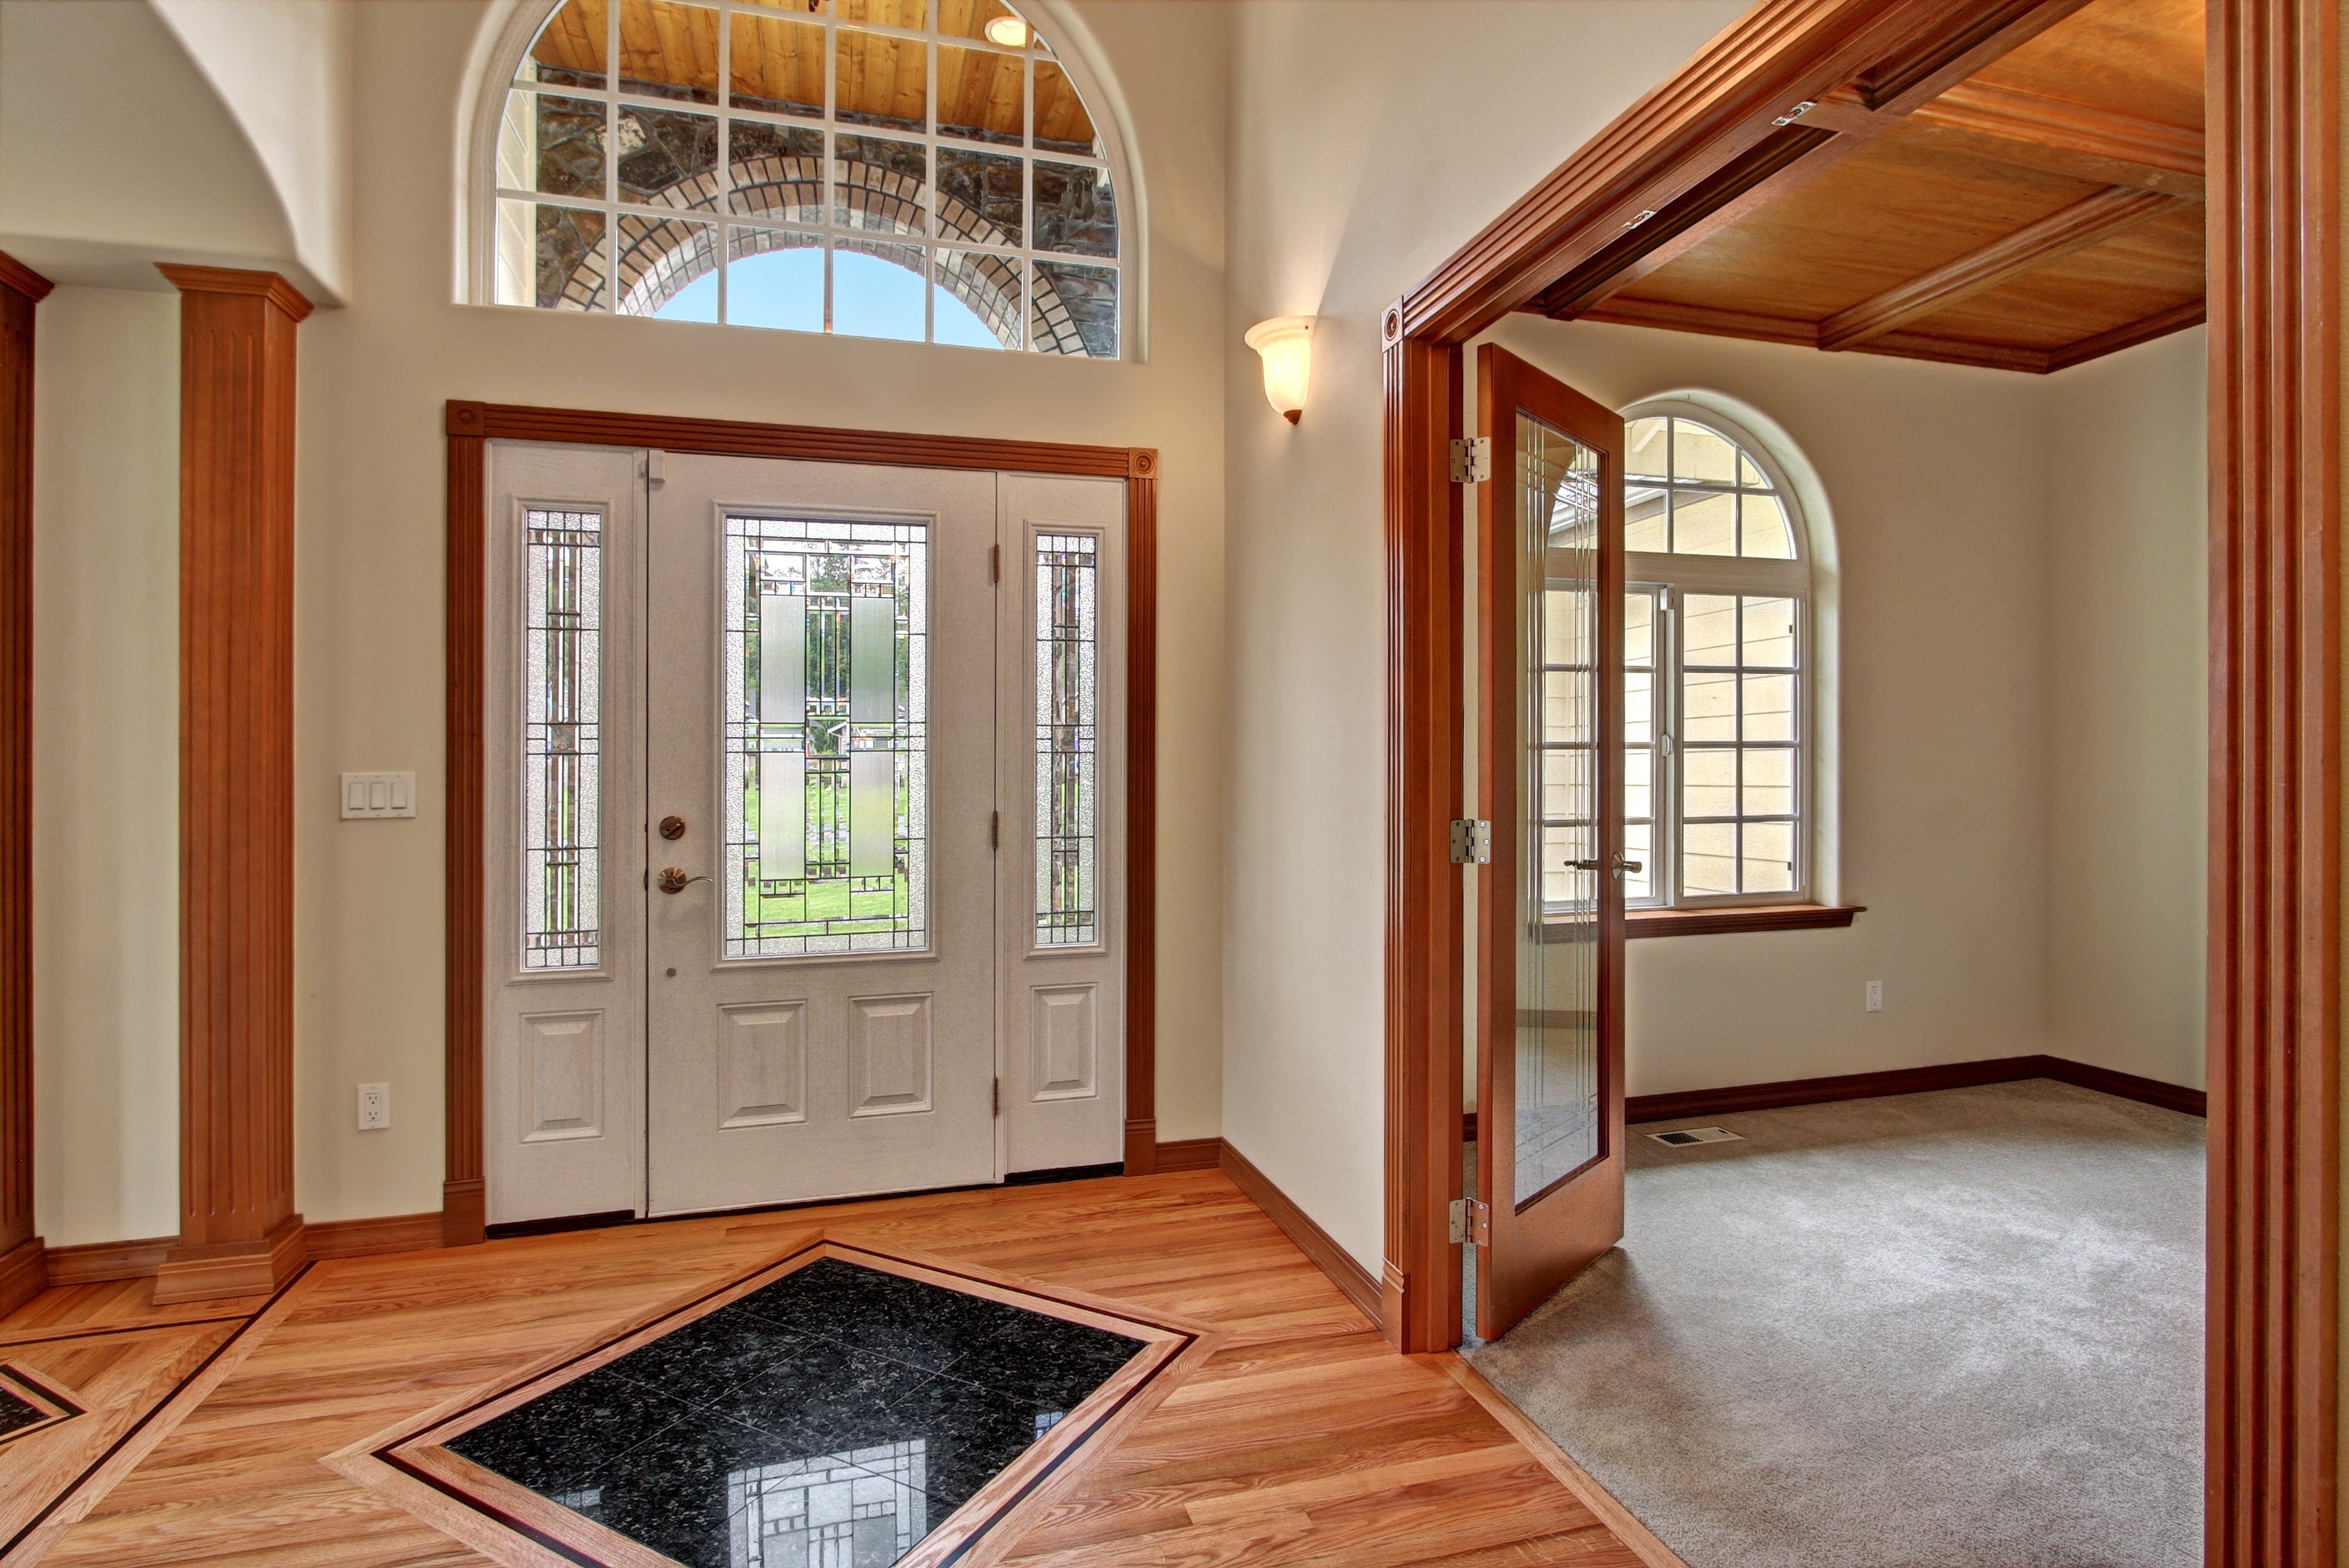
[1621,400,1819,907]
[481,0,1126,355]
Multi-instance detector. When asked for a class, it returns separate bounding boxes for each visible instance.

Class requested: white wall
[0,0,300,294]
[1222,1,1748,1273]
[2042,329,2208,1090]
[152,0,355,303]
[31,287,183,1248]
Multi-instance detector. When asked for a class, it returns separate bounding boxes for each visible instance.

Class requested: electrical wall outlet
[357,1082,391,1131]
[1864,980,1884,1013]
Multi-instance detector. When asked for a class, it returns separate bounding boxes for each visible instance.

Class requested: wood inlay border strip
[445,407,1160,1241]
[327,1235,1217,1568]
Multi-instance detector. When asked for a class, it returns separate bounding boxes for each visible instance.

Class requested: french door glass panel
[1522,415,1601,1203]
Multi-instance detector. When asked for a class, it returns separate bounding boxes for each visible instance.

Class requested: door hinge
[1450,818,1491,864]
[1448,436,1491,484]
[646,449,666,487]
[990,811,999,850]
[1449,1198,1491,1245]
[993,1078,1001,1117]
[989,543,1000,583]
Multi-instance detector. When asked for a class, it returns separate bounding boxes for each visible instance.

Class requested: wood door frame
[1379,1,2339,1559]
[443,401,1161,1245]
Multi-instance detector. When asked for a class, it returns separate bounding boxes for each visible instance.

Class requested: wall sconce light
[1245,316,1315,424]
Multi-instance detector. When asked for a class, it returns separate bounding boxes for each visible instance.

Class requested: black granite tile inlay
[445,1256,1149,1567]
[0,1384,46,1441]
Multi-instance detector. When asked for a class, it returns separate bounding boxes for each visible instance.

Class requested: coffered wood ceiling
[1532,0,2205,374]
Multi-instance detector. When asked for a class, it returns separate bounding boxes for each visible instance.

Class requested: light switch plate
[341,772,416,819]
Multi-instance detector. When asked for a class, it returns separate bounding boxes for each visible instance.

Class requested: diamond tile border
[0,1361,84,1448]
[325,1233,1221,1568]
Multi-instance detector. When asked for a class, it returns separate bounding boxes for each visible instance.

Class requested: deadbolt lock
[659,815,687,840]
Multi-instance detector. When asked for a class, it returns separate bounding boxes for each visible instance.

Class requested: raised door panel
[718,1002,808,1128]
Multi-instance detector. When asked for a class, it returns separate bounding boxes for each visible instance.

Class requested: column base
[441,1179,485,1248]
[0,1235,46,1315]
[153,1212,305,1304]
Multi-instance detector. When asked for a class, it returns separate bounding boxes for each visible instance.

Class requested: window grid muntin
[723,513,930,958]
[1677,593,1802,901]
[1623,414,1798,560]
[1621,404,1813,910]
[495,0,1120,354]
[522,507,605,969]
[1034,531,1099,947]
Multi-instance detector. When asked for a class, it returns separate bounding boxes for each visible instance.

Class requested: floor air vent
[1647,1126,1744,1147]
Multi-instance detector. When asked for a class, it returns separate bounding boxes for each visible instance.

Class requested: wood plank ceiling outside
[1537,0,2206,374]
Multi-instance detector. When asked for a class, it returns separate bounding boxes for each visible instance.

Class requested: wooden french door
[1474,344,1627,1341]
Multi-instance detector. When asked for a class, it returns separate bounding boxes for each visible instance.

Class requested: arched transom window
[1620,404,1814,907]
[490,0,1123,355]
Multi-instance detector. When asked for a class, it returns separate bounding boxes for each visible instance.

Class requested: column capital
[156,264,313,323]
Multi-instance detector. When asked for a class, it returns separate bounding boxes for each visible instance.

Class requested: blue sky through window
[656,249,1005,349]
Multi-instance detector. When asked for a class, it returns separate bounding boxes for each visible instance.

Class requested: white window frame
[455,0,1148,359]
[1623,399,1818,911]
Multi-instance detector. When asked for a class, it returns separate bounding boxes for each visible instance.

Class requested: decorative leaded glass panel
[523,508,604,969]
[725,515,928,957]
[497,0,1120,353]
[1034,534,1097,945]
[1520,415,1602,1203]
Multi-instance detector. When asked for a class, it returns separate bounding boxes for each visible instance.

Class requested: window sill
[1627,903,1865,938]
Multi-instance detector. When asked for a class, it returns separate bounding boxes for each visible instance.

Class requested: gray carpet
[1463,1080,2204,1568]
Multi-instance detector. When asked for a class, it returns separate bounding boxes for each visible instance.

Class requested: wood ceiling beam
[1817,184,2181,349]
[1909,80,2205,195]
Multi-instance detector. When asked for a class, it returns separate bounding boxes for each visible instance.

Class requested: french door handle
[1612,852,1642,880]
[658,867,715,895]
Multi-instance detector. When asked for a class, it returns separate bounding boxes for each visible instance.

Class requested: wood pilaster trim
[1403,0,2097,340]
[1818,185,2182,349]
[445,430,487,1249]
[153,265,313,323]
[1124,470,1159,1176]
[0,254,53,305]
[444,405,1161,1229]
[1220,1140,1383,1330]
[157,267,309,1304]
[2206,0,2340,1559]
[1381,319,1464,1354]
[0,253,44,1312]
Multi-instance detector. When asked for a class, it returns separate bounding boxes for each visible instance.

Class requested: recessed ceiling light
[984,14,1029,47]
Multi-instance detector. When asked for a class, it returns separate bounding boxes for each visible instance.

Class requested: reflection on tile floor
[446,1258,1144,1568]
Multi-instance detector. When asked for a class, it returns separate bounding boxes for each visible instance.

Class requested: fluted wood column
[0,252,53,1315]
[153,266,311,1304]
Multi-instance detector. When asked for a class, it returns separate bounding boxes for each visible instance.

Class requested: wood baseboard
[45,1234,175,1285]
[1216,1140,1383,1331]
[1626,1053,2206,1124]
[1153,1138,1223,1172]
[307,1212,445,1261]
[0,1236,44,1314]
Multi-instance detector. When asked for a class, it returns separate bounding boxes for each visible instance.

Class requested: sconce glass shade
[1244,315,1315,424]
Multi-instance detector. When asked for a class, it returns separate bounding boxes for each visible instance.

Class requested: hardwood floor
[0,1173,1648,1567]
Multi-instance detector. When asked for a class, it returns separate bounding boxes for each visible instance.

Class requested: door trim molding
[443,402,1162,1245]
[1381,0,2337,1555]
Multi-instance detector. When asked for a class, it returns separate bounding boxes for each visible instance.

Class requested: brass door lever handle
[658,867,715,894]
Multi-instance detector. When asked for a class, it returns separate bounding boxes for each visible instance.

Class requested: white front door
[484,443,1128,1227]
